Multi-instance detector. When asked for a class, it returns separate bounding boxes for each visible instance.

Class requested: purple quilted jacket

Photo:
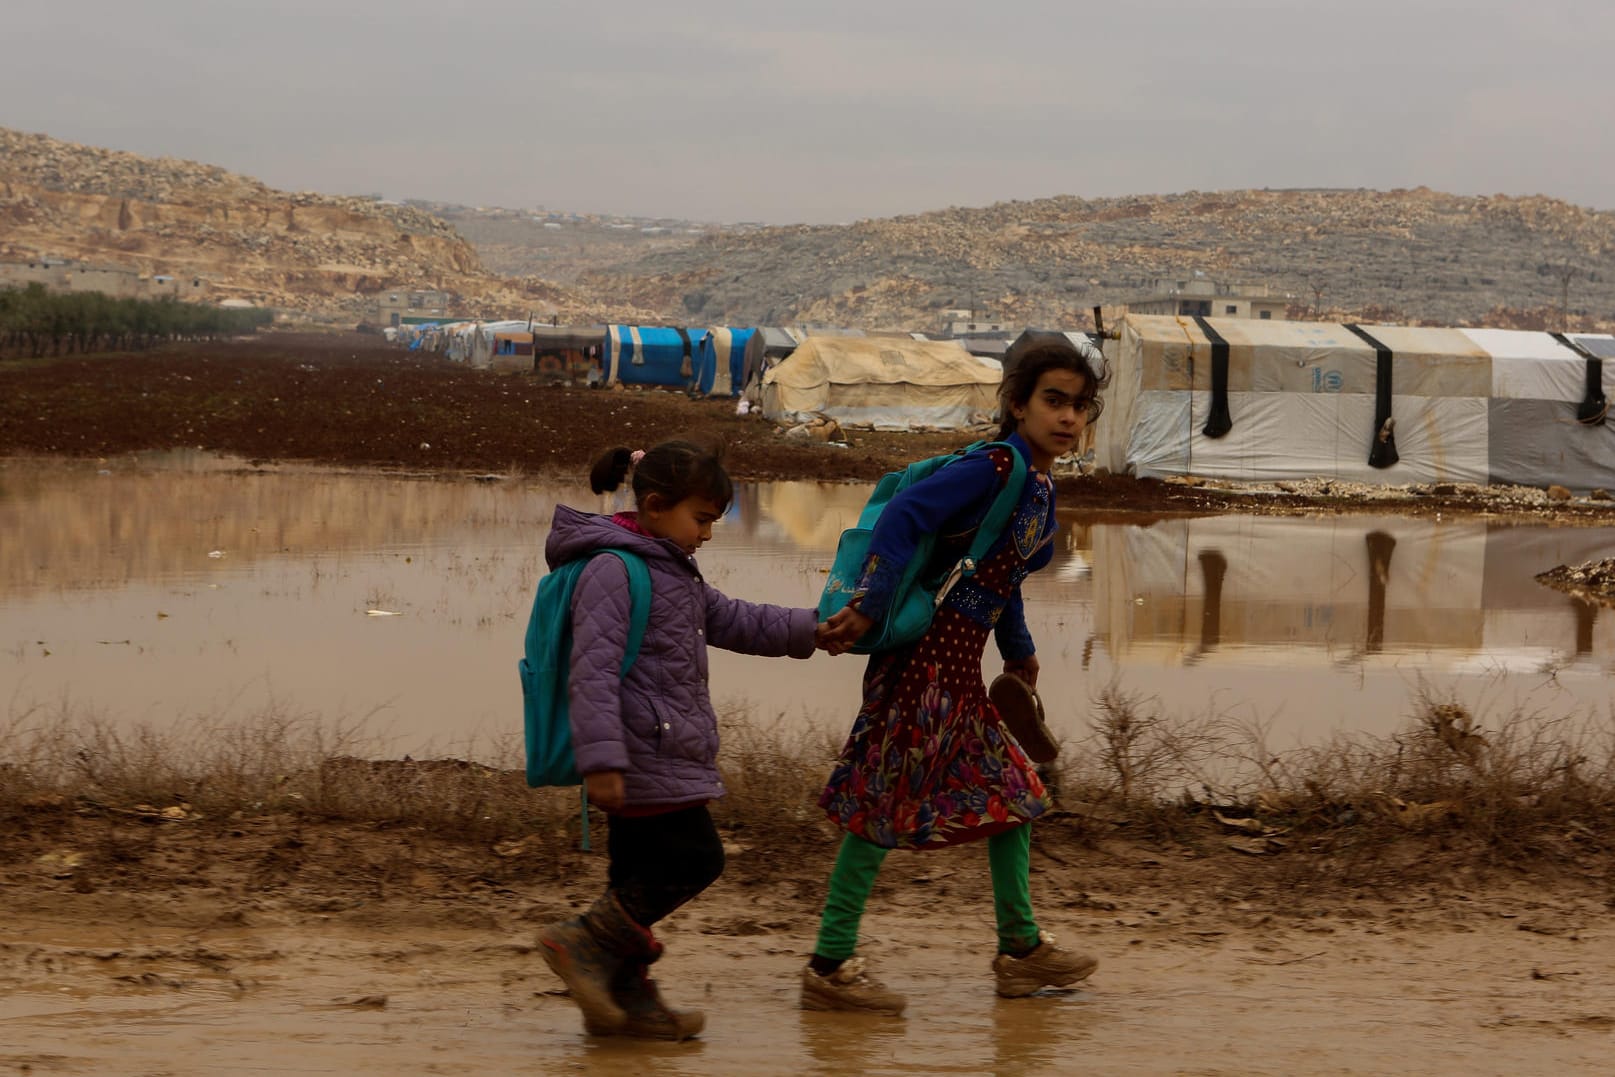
[546,504,818,809]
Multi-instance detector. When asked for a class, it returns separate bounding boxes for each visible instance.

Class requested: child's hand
[583,770,625,812]
[817,606,873,654]
[1002,655,1040,688]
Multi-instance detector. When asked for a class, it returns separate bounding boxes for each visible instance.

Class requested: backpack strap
[958,441,1029,574]
[573,548,651,851]
[594,549,652,676]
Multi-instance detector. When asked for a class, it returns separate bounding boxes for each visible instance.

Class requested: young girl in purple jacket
[538,439,824,1041]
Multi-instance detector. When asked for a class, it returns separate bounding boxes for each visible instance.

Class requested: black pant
[606,804,724,928]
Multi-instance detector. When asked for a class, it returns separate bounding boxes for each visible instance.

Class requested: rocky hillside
[9,125,1614,335]
[0,128,657,325]
[556,189,1615,332]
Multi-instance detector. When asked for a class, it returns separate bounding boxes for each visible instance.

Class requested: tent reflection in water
[759,336,1001,431]
[1096,314,1615,491]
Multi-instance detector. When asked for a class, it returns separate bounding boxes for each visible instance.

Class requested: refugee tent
[690,327,764,397]
[760,336,1000,430]
[955,335,1013,360]
[599,325,709,389]
[1004,328,1107,381]
[464,321,532,369]
[532,325,603,380]
[488,330,534,373]
[759,326,805,359]
[1094,315,1615,490]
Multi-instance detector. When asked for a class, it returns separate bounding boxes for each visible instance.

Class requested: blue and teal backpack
[519,549,652,788]
[817,440,1027,654]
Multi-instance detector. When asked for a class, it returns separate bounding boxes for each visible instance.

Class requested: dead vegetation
[5,690,1613,897]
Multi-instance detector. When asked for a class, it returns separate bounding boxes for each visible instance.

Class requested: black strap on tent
[1551,332,1608,425]
[1344,324,1400,469]
[676,327,694,380]
[1192,316,1233,439]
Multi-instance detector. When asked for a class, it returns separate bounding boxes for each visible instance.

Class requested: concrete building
[1125,276,1290,320]
[0,259,207,300]
[938,307,1014,336]
[376,289,453,327]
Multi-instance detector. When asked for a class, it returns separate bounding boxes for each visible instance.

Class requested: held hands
[583,770,625,813]
[816,605,874,655]
[1002,654,1040,688]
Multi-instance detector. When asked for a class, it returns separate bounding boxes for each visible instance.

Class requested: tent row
[393,311,1615,491]
[1097,316,1615,491]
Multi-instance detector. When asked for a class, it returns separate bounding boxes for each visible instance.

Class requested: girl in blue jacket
[538,439,823,1041]
[804,339,1107,1015]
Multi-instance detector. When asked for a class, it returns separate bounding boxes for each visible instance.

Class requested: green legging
[812,825,1038,960]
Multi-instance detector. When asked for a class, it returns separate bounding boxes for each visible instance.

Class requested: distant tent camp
[1096,314,1615,490]
[761,336,1001,430]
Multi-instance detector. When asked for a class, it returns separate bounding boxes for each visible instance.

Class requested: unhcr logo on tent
[1312,369,1344,393]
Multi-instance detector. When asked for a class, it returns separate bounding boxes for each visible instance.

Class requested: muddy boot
[610,961,706,1041]
[538,892,640,1033]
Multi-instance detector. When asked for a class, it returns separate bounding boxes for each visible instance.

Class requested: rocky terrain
[7,125,1615,335]
[0,128,658,325]
[563,188,1615,332]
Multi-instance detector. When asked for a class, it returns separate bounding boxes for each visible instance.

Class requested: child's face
[1012,368,1090,470]
[640,494,724,555]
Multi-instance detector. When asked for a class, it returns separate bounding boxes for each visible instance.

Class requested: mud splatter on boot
[538,892,644,1034]
[606,963,705,1041]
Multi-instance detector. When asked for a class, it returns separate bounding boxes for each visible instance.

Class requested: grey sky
[7,0,1612,224]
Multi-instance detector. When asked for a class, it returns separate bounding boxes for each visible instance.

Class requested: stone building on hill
[1123,275,1291,320]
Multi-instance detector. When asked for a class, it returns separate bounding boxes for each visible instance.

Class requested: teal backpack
[817,441,1028,654]
[520,549,652,788]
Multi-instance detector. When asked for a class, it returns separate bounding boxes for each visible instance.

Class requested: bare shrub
[712,707,839,845]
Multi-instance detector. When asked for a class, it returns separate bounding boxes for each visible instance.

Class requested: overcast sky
[6,1,1612,224]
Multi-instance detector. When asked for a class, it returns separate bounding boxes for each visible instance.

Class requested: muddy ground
[6,330,1615,524]
[4,331,1615,1073]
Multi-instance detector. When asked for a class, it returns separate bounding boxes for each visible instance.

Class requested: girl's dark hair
[996,339,1108,440]
[589,439,734,511]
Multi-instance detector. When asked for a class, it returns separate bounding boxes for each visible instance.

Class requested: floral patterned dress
[818,448,1056,850]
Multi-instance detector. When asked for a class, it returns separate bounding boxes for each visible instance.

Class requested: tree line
[0,284,274,358]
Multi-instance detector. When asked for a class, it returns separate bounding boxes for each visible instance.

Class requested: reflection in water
[4,456,1613,757]
[1365,530,1395,654]
[1092,515,1615,671]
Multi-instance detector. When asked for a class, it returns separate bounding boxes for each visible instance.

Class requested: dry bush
[8,688,1615,864]
[1052,680,1225,838]
[0,702,571,840]
[712,707,840,845]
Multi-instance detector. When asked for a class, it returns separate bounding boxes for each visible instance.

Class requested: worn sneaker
[800,957,907,1016]
[992,932,1098,997]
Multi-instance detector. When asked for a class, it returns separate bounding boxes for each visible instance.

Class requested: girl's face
[640,494,724,555]
[1011,368,1090,471]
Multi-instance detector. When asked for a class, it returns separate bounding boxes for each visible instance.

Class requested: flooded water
[4,454,1613,760]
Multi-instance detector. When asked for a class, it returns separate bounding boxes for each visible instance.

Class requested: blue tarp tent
[692,327,763,397]
[601,326,707,388]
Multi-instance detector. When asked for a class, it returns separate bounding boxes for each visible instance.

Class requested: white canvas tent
[760,336,1001,430]
[1097,315,1615,489]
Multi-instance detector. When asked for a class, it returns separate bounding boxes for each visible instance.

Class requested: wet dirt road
[5,873,1612,1076]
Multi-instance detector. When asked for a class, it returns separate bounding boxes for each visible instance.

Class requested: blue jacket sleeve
[853,450,1003,622]
[994,588,1034,660]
